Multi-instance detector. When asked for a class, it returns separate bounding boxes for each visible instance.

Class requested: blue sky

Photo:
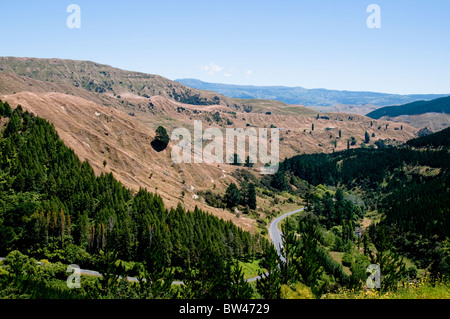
[0,0,449,94]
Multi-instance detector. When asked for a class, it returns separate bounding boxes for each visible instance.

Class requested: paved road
[268,208,305,263]
[247,206,304,280]
[0,207,304,284]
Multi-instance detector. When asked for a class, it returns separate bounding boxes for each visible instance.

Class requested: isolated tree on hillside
[151,125,170,152]
[271,170,290,191]
[365,131,370,144]
[231,153,242,166]
[244,155,253,168]
[247,183,257,210]
[225,183,241,209]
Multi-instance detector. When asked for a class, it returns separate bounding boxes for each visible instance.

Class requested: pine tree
[244,155,253,168]
[225,183,241,208]
[365,131,370,144]
[231,153,242,166]
[0,100,4,117]
[96,250,124,297]
[0,100,12,117]
[135,244,175,299]
[4,110,22,137]
[368,224,406,291]
[228,260,253,299]
[247,183,257,210]
[256,245,281,299]
[271,170,290,191]
[280,222,300,285]
[295,214,325,297]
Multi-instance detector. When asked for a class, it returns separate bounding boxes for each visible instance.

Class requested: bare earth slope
[0,91,256,231]
[0,57,419,231]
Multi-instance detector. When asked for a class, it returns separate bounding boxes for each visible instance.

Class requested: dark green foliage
[225,183,241,209]
[244,155,254,168]
[231,153,242,166]
[294,214,325,297]
[246,183,257,210]
[200,190,226,209]
[170,89,219,106]
[367,96,450,119]
[212,111,221,122]
[282,144,450,274]
[0,105,266,273]
[151,125,170,152]
[0,250,86,299]
[366,224,406,291]
[95,250,124,296]
[256,245,281,299]
[134,245,175,299]
[364,131,370,144]
[270,170,290,191]
[348,253,370,290]
[311,189,361,228]
[179,248,253,299]
[279,221,303,286]
[0,100,12,117]
[228,261,254,299]
[374,139,386,149]
[407,127,450,148]
[280,214,349,296]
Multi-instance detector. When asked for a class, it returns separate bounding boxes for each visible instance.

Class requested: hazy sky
[1,0,449,94]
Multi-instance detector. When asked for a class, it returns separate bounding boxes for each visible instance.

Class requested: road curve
[246,207,304,281]
[268,208,305,263]
[0,207,304,284]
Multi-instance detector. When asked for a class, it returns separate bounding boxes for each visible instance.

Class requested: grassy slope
[323,277,450,299]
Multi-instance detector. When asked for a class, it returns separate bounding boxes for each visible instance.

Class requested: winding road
[0,207,304,284]
[269,208,305,263]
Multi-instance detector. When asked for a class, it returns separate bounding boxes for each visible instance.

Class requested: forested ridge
[278,133,450,274]
[1,98,449,299]
[0,100,267,272]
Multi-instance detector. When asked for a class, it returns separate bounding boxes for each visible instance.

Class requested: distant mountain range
[176,78,449,107]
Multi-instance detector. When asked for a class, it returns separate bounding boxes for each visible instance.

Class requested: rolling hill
[366,96,450,132]
[366,96,450,119]
[175,78,449,107]
[407,127,450,148]
[0,57,420,231]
